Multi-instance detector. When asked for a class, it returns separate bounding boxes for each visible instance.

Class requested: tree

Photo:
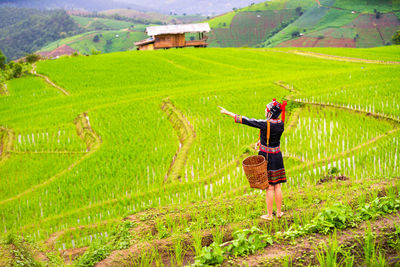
[59,32,67,39]
[0,49,6,69]
[93,35,100,43]
[25,53,40,63]
[392,30,400,45]
[291,31,300,38]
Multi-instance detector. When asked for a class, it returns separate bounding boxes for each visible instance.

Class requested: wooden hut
[135,23,210,50]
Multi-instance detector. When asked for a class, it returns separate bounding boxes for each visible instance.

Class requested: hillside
[265,0,400,48]
[207,0,400,48]
[0,46,399,266]
[0,7,82,60]
[39,30,147,55]
[0,0,149,12]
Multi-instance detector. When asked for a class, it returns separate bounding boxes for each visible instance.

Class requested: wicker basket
[242,155,269,190]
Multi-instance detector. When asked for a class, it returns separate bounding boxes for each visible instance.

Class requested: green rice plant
[0,46,399,265]
[315,230,354,267]
[191,230,203,256]
[171,235,186,266]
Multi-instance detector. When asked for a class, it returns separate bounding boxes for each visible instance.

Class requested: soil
[61,247,88,264]
[317,175,350,184]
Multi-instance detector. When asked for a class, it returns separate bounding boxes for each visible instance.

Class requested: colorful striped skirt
[259,150,287,185]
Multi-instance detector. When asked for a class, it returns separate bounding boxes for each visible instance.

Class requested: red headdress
[266,99,287,122]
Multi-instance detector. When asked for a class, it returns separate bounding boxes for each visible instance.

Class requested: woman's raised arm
[219,106,266,129]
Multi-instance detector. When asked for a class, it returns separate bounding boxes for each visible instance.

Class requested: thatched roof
[146,23,210,36]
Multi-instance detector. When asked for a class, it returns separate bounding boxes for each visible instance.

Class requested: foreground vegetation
[0,46,399,265]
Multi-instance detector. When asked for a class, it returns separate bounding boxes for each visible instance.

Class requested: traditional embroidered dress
[234,115,287,185]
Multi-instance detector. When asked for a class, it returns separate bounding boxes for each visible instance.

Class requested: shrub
[25,53,40,63]
[392,30,400,45]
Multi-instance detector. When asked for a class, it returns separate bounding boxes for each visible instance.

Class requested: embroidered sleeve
[241,116,266,129]
[234,115,243,123]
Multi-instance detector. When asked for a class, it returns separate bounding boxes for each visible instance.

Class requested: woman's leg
[266,185,274,216]
[274,184,283,214]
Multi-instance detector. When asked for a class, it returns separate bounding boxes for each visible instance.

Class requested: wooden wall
[154,34,185,49]
[138,43,154,50]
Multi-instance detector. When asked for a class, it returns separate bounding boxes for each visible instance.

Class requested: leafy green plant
[5,234,41,267]
[193,242,224,266]
[312,203,358,234]
[225,227,273,257]
[357,196,400,220]
[387,223,400,250]
[109,220,134,250]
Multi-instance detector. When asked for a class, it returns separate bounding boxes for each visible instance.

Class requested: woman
[219,99,287,220]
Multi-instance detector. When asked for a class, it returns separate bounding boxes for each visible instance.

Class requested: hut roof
[134,37,155,46]
[146,23,210,36]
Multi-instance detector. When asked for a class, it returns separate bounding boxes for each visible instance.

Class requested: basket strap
[266,120,270,147]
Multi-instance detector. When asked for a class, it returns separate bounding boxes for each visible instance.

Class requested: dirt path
[31,64,70,96]
[161,99,196,183]
[0,113,101,206]
[285,50,400,65]
[0,83,9,95]
[0,127,14,166]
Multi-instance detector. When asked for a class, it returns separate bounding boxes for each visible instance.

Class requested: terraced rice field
[0,46,400,266]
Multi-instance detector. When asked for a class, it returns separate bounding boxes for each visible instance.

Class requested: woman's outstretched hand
[218,106,228,115]
[218,106,236,119]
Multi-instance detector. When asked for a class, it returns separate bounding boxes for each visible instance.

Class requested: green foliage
[194,242,224,266]
[312,203,358,234]
[357,196,400,220]
[25,53,40,64]
[193,226,273,266]
[328,167,340,176]
[387,223,400,250]
[315,230,354,267]
[109,221,134,250]
[93,35,100,43]
[361,224,387,267]
[91,49,102,55]
[0,49,6,69]
[0,7,83,60]
[225,227,273,256]
[392,30,400,45]
[75,221,134,266]
[4,234,41,267]
[282,194,400,242]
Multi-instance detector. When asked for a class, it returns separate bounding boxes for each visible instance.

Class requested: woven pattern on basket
[242,155,269,190]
